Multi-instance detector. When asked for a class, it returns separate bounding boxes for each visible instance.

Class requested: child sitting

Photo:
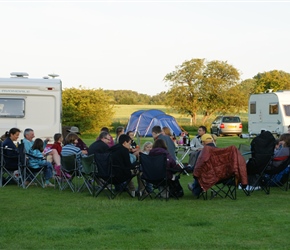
[28,138,54,187]
[50,133,63,176]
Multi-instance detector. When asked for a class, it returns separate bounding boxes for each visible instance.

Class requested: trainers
[45,182,55,188]
[188,183,193,192]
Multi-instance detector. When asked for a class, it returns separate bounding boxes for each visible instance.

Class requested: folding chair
[262,153,290,193]
[243,131,276,195]
[23,152,45,188]
[194,145,248,200]
[94,152,116,199]
[139,153,172,201]
[94,152,137,199]
[78,154,96,195]
[0,142,24,187]
[59,154,78,192]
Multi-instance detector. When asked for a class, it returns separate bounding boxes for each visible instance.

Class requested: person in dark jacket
[88,131,110,155]
[109,134,138,194]
[151,125,176,160]
[2,128,21,168]
[149,139,182,198]
[149,139,179,179]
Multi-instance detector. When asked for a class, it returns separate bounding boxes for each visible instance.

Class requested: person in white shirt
[188,126,207,167]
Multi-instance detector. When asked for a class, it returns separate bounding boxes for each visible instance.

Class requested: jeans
[39,161,53,180]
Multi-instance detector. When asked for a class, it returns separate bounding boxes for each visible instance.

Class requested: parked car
[210,116,242,136]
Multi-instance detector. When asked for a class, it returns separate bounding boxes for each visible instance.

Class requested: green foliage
[253,70,290,93]
[62,87,114,134]
[164,58,243,124]
[104,90,165,105]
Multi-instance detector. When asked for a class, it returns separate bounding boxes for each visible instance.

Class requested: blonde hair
[142,141,153,151]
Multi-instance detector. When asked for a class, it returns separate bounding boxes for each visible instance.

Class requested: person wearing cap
[67,126,88,155]
[188,133,216,197]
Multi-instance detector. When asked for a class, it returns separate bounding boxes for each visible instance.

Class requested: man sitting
[88,131,110,155]
[188,133,216,197]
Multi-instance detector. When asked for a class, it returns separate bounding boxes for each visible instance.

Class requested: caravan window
[283,105,290,116]
[250,102,256,114]
[269,103,278,115]
[0,98,25,118]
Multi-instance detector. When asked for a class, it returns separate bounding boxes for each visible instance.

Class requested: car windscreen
[222,117,240,123]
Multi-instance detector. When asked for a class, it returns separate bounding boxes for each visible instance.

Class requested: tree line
[62,58,290,132]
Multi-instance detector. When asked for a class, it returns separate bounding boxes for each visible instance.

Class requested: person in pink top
[50,133,63,176]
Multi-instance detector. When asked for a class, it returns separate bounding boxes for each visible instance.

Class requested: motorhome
[248,91,290,135]
[0,72,62,140]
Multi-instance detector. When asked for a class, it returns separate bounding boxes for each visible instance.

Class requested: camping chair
[59,154,78,192]
[243,131,276,195]
[193,145,248,200]
[139,153,174,201]
[23,152,46,188]
[0,142,23,187]
[78,154,96,195]
[262,151,290,193]
[94,152,116,199]
[94,152,137,199]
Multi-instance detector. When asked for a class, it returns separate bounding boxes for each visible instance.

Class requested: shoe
[188,183,193,192]
[130,191,136,197]
[45,182,55,188]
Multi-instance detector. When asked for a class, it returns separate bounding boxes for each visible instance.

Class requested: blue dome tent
[125,109,182,137]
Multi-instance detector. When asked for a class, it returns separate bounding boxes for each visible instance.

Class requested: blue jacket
[28,148,45,168]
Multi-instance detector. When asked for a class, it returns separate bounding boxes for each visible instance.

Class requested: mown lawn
[1,136,289,249]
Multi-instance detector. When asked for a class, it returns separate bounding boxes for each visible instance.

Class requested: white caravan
[0,72,62,140]
[248,91,290,135]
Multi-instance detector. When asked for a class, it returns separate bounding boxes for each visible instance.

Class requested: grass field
[1,136,290,249]
[111,105,249,134]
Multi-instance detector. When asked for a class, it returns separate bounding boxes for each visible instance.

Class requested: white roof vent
[10,72,29,77]
[48,73,59,78]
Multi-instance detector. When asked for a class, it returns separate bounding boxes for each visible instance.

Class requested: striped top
[61,144,83,168]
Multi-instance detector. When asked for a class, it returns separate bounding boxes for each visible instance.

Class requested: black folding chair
[0,142,24,187]
[139,153,173,201]
[94,152,137,199]
[59,154,78,192]
[262,153,290,193]
[243,131,276,195]
[94,152,116,199]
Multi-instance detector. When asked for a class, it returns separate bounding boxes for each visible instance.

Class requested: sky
[1,1,290,96]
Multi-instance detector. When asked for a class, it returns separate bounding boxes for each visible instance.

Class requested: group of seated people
[4,123,289,198]
[1,125,184,198]
[88,125,183,197]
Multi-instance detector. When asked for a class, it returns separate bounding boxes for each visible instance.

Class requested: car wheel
[217,129,220,136]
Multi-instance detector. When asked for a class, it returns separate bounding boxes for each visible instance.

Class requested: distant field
[112,104,248,127]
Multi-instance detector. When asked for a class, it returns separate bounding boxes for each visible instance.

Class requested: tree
[164,58,242,124]
[164,58,205,124]
[198,60,241,123]
[253,70,290,93]
[62,87,115,134]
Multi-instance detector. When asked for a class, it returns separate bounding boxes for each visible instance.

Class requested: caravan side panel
[0,77,62,140]
[248,91,290,135]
